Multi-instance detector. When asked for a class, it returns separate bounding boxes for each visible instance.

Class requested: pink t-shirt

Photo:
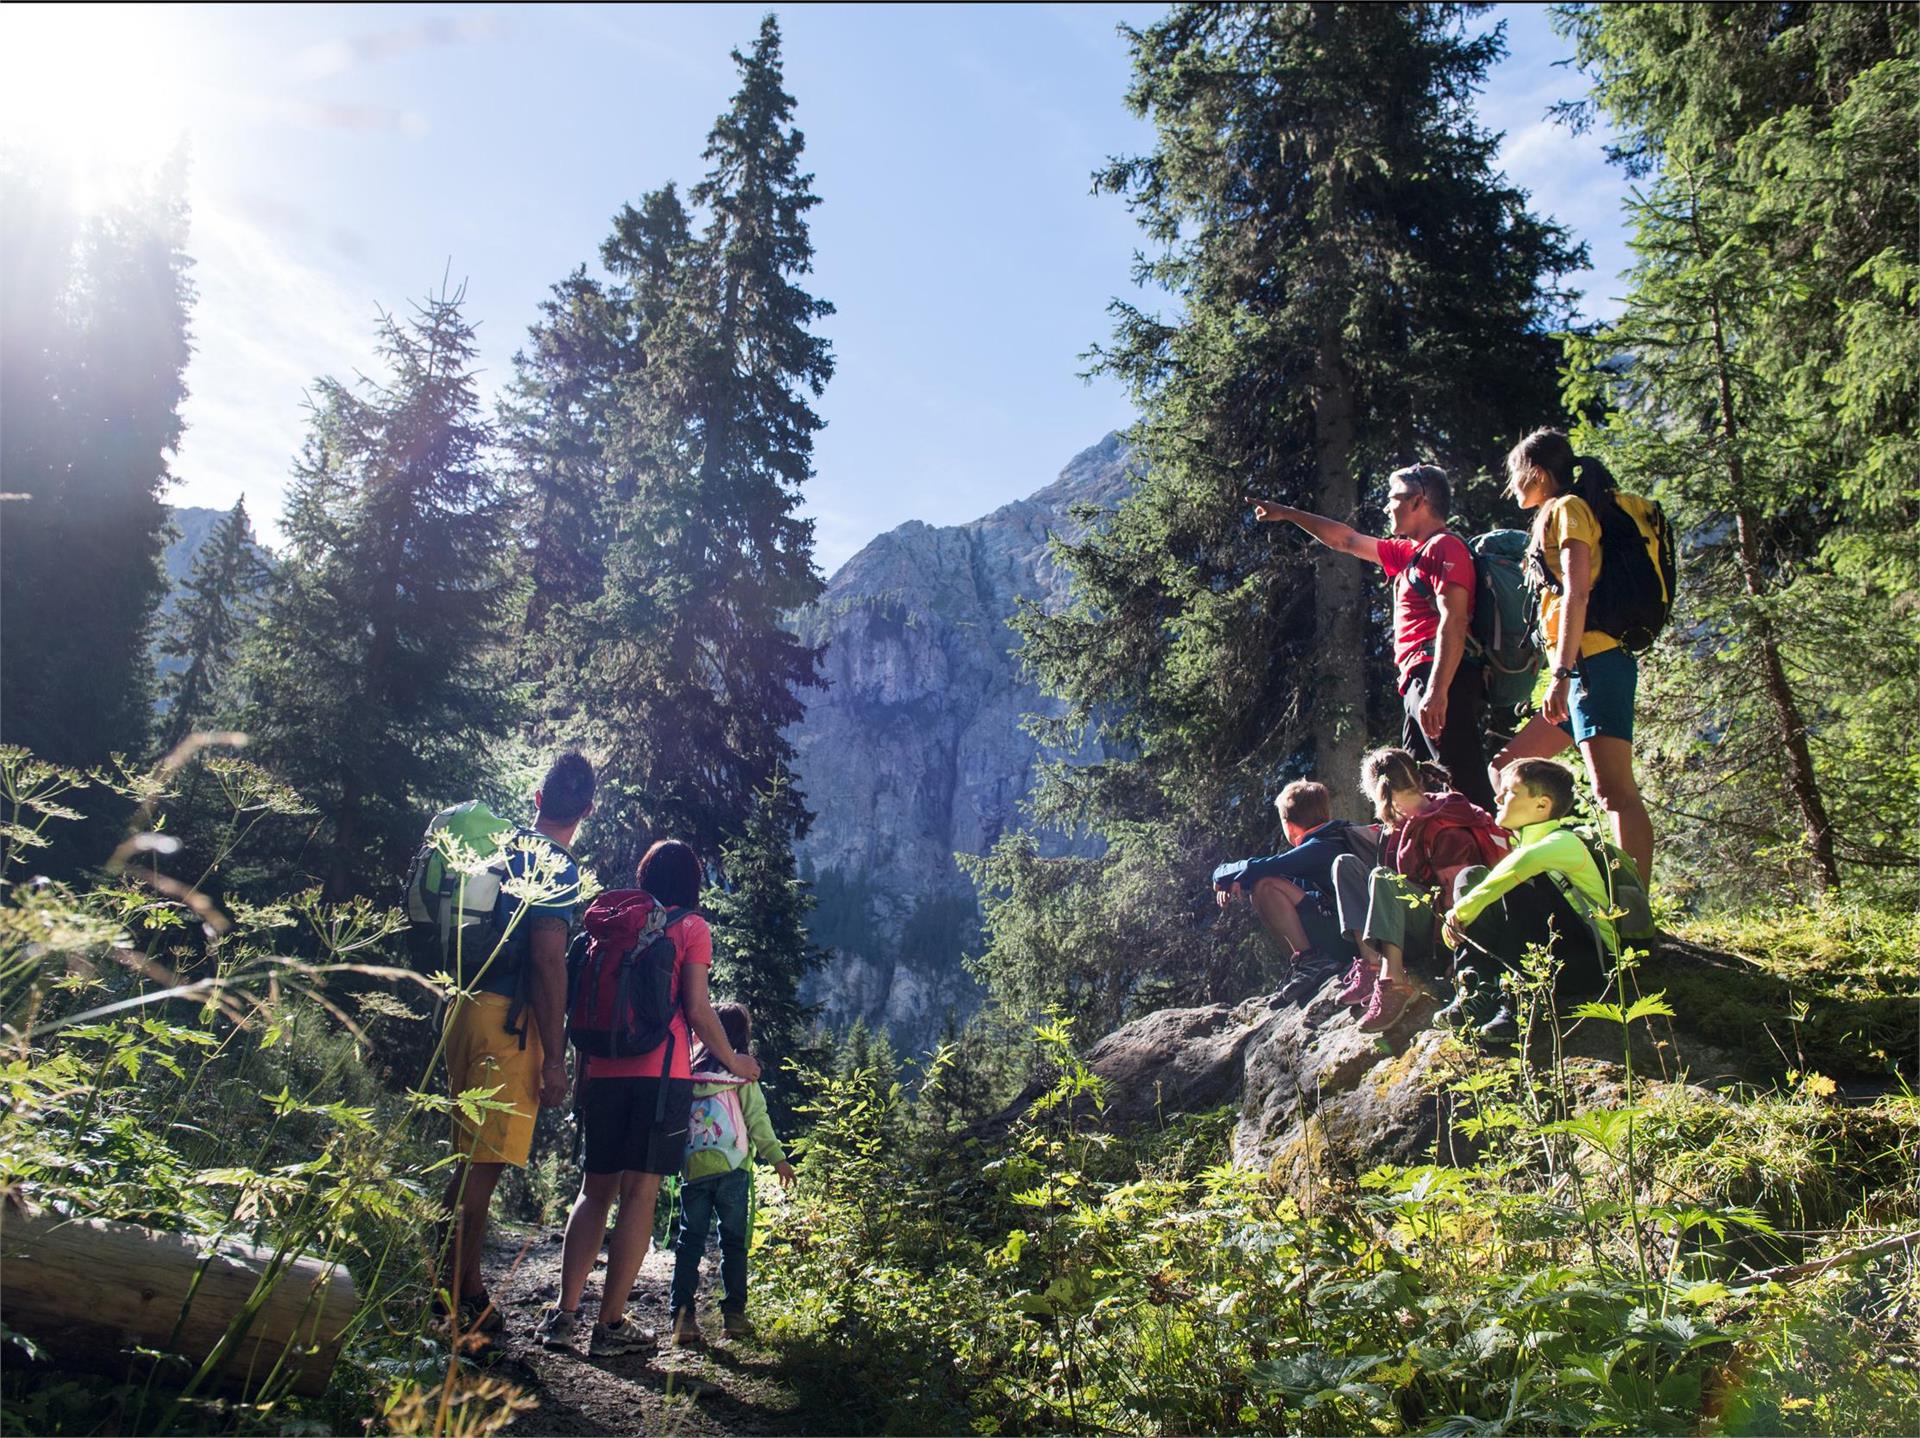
[584,913,711,1081]
[1378,533,1475,693]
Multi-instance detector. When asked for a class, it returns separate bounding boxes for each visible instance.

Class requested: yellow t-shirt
[1532,494,1619,658]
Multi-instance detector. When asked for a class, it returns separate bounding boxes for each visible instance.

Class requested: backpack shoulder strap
[1399,532,1454,603]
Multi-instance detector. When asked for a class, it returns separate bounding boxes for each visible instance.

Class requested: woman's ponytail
[1509,428,1620,515]
[1570,453,1619,511]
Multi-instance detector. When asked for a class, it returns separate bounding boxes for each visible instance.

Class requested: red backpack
[1390,793,1509,899]
[565,889,690,1070]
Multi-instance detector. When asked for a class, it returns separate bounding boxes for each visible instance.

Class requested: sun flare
[0,4,192,206]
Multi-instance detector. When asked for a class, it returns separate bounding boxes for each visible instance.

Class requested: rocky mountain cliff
[789,434,1134,1049]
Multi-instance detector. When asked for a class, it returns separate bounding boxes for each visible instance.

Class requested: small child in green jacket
[669,1003,795,1347]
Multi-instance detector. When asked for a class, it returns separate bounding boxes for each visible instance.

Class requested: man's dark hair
[537,751,596,824]
[638,839,701,909]
[1391,463,1451,520]
[1503,758,1578,821]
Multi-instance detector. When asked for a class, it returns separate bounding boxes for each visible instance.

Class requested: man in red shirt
[1251,464,1496,811]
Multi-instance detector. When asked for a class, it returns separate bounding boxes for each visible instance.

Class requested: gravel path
[480,1226,806,1436]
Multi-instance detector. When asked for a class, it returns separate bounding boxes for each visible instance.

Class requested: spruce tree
[552,15,831,884]
[0,160,191,797]
[240,286,517,898]
[987,3,1582,1022]
[157,497,270,753]
[1556,2,1917,898]
[706,768,829,1127]
[502,186,693,652]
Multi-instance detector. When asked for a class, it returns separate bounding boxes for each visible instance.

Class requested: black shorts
[580,1075,694,1176]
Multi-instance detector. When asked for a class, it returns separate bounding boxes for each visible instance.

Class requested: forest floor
[478,1225,810,1437]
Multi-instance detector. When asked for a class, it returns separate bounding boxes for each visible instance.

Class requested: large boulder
[1050,938,1791,1187]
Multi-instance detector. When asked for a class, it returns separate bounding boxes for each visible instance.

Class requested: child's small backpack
[566,890,690,1066]
[686,1081,750,1169]
[1562,823,1656,942]
[1336,820,1384,870]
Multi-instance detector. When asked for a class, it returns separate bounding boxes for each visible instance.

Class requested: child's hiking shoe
[722,1309,754,1341]
[1357,976,1412,1033]
[590,1313,656,1358]
[1476,1004,1520,1046]
[536,1303,585,1352]
[669,1309,706,1350]
[1431,973,1494,1031]
[1277,950,1341,1005]
[1334,955,1377,1007]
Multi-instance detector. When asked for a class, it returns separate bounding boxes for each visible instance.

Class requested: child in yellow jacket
[668,1003,795,1346]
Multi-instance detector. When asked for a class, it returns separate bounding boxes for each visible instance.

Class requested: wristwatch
[1552,666,1578,681]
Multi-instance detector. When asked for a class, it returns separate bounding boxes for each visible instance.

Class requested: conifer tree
[241,286,517,898]
[0,161,192,796]
[706,768,829,1127]
[552,15,832,884]
[502,186,693,651]
[985,3,1582,1021]
[157,497,270,753]
[1556,1,1917,898]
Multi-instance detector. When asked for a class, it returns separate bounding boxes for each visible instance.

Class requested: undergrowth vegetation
[0,744,534,1437]
[4,740,1917,1437]
[756,1003,1920,1436]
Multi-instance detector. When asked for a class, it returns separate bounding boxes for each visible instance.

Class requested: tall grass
[0,740,564,1436]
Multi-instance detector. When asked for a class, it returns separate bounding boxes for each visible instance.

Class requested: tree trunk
[0,1208,357,1398]
[1690,195,1841,891]
[1305,15,1368,792]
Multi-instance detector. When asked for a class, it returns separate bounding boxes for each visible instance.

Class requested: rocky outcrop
[1030,939,1785,1189]
[789,435,1135,1048]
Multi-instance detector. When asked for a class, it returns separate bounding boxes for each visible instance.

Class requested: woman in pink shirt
[535,840,760,1359]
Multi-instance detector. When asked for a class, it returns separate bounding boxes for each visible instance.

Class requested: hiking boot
[1357,976,1412,1034]
[1476,1004,1520,1046]
[722,1309,754,1341]
[1431,972,1492,1031]
[1334,955,1377,1007]
[536,1303,585,1352]
[669,1309,706,1350]
[590,1314,656,1358]
[1277,950,1340,1005]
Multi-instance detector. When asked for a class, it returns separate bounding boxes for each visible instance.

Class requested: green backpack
[1404,529,1540,713]
[403,800,516,977]
[1561,823,1655,943]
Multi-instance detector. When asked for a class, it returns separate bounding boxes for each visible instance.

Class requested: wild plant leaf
[1567,1000,1626,1024]
[1623,992,1676,1023]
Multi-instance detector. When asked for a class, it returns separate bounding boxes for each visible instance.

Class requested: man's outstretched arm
[1250,500,1382,566]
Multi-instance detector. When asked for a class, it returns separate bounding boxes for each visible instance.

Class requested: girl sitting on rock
[1329,748,1508,1032]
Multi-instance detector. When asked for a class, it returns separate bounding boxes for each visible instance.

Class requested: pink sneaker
[1335,956,1377,1007]
[1358,977,1411,1033]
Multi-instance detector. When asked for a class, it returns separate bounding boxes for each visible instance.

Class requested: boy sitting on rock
[1213,780,1375,1004]
[1439,758,1620,1043]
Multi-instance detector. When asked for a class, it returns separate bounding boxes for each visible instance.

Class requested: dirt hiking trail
[480,1226,809,1436]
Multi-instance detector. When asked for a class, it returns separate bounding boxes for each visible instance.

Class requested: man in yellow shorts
[440,752,593,1338]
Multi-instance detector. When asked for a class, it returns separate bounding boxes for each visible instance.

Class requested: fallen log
[0,1208,357,1398]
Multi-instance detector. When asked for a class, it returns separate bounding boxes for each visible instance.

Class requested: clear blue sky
[2,2,1629,573]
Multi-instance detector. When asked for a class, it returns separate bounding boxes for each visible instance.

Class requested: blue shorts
[1556,647,1638,745]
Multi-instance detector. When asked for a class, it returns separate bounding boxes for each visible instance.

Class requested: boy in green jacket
[669,1004,795,1346]
[1437,758,1620,1042]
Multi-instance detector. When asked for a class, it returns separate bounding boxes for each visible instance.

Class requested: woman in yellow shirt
[1485,428,1654,884]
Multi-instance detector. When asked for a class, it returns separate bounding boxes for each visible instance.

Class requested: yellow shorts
[444,992,542,1167]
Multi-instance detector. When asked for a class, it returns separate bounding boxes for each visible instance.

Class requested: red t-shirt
[583,913,711,1081]
[1378,533,1474,693]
